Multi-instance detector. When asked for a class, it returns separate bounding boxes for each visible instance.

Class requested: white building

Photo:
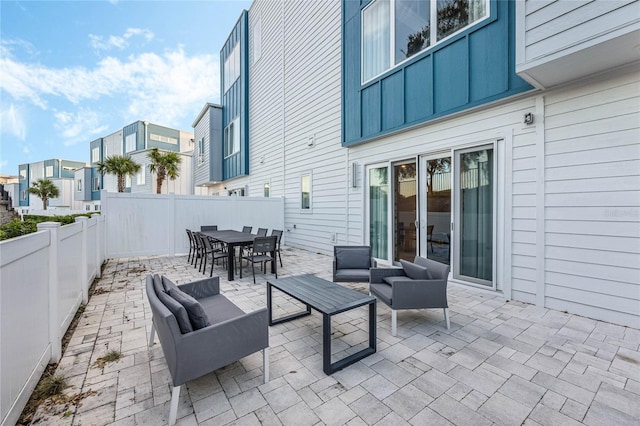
[196,0,639,328]
[17,159,87,212]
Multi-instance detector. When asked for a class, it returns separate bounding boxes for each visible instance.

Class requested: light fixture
[351,162,358,188]
[523,112,534,125]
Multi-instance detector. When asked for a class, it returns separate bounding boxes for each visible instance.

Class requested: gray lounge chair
[332,245,376,283]
[146,274,269,424]
[369,256,450,336]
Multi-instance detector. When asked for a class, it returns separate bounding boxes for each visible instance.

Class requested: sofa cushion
[155,285,193,334]
[400,259,432,280]
[383,275,410,286]
[335,268,370,282]
[162,276,179,293]
[369,282,392,305]
[168,287,210,330]
[336,247,370,270]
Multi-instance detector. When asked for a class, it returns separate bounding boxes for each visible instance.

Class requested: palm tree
[147,148,182,194]
[27,178,60,210]
[96,155,141,193]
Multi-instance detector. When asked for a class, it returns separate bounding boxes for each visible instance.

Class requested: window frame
[136,165,146,186]
[198,138,206,165]
[45,165,54,177]
[91,146,100,163]
[125,133,136,153]
[300,173,312,211]
[223,42,241,93]
[224,117,240,158]
[77,179,83,192]
[361,0,490,84]
[92,177,100,191]
[253,18,262,64]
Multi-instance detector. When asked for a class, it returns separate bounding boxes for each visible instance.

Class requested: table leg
[322,314,331,375]
[227,243,235,281]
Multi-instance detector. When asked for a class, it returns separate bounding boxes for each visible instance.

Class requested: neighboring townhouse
[77,120,195,209]
[200,0,639,327]
[192,103,225,195]
[18,159,87,211]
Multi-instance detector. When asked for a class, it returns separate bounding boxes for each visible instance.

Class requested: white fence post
[75,216,89,304]
[92,214,102,278]
[37,221,62,363]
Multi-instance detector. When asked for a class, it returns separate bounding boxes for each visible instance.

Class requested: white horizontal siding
[194,109,211,186]
[524,0,638,61]
[543,68,640,327]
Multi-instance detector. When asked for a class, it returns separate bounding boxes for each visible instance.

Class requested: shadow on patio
[31,247,640,425]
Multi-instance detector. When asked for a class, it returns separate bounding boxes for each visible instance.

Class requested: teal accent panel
[434,38,468,113]
[405,56,433,123]
[469,6,508,101]
[342,0,533,147]
[343,5,361,142]
[381,71,404,130]
[60,160,86,178]
[361,83,381,137]
[147,124,180,151]
[221,10,249,181]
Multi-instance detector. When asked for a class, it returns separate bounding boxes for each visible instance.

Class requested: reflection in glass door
[421,155,451,264]
[455,146,494,286]
[368,166,389,259]
[393,161,416,262]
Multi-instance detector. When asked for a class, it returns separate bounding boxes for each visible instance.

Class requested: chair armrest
[178,277,220,299]
[172,307,268,385]
[332,259,337,280]
[392,279,448,309]
[369,267,406,284]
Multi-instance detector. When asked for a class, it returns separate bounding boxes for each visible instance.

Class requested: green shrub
[0,213,99,241]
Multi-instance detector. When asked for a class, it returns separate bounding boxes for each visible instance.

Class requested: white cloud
[0,104,27,140]
[54,108,109,146]
[89,28,154,51]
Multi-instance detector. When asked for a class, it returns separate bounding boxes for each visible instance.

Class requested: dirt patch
[17,265,105,425]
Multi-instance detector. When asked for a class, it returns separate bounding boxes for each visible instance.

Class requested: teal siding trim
[147,123,180,151]
[221,10,249,182]
[405,57,433,123]
[342,0,533,147]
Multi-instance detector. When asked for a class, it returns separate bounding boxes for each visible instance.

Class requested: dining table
[201,229,274,281]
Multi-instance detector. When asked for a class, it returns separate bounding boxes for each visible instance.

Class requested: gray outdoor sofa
[369,256,450,336]
[146,274,269,425]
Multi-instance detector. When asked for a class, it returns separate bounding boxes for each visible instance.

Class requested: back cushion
[400,259,432,280]
[168,287,210,330]
[153,277,193,334]
[336,247,370,270]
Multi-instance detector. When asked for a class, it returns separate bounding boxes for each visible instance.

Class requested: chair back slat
[242,226,253,233]
[253,236,277,253]
[256,228,268,237]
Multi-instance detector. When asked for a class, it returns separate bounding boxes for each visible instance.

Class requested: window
[223,42,241,93]
[264,182,270,197]
[125,175,131,188]
[45,166,53,177]
[253,18,262,64]
[362,0,488,82]
[19,169,26,180]
[77,180,82,192]
[150,133,178,144]
[94,204,100,211]
[136,165,145,185]
[91,146,100,163]
[20,190,27,201]
[92,177,100,191]
[198,138,206,165]
[125,133,136,153]
[85,205,91,211]
[224,117,240,157]
[301,175,311,210]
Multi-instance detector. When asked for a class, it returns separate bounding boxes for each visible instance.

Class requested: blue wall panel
[405,56,433,123]
[434,38,469,114]
[342,0,532,146]
[361,83,381,137]
[381,71,404,131]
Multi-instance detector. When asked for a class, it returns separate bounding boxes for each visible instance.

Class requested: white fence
[102,191,285,258]
[0,214,105,426]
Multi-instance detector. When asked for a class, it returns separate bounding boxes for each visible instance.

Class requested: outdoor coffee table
[266,274,376,375]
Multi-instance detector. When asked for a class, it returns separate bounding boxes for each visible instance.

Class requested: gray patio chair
[242,226,252,233]
[185,229,197,264]
[271,229,284,267]
[369,256,450,336]
[240,235,278,283]
[146,274,269,425]
[332,245,376,282]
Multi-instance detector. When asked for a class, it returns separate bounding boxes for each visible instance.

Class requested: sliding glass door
[368,165,389,259]
[419,154,451,264]
[393,161,417,262]
[454,145,495,286]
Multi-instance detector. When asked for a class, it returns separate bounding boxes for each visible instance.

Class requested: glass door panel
[421,155,451,264]
[455,146,494,285]
[393,161,417,262]
[368,166,389,260]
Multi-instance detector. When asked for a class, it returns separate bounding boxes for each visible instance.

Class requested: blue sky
[0,0,252,175]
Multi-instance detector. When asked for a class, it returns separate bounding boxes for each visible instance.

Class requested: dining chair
[240,236,278,283]
[201,225,218,232]
[256,228,268,237]
[185,229,197,264]
[270,229,283,267]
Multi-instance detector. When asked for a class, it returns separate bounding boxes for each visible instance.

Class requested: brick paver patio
[32,247,640,425]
